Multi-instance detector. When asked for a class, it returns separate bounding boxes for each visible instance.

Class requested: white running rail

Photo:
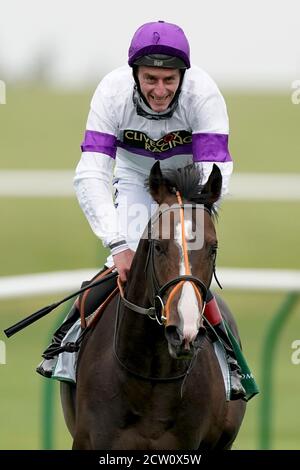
[1,268,300,299]
[1,171,300,200]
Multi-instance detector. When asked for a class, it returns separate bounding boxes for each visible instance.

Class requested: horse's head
[146,162,222,360]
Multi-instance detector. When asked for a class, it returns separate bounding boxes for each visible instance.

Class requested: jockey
[37,20,246,400]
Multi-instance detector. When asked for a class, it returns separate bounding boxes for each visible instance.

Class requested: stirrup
[226,355,246,400]
[230,384,246,401]
[36,357,57,378]
[230,369,246,400]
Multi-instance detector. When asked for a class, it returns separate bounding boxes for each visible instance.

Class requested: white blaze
[175,221,200,342]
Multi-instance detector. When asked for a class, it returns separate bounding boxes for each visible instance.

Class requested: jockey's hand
[113,249,135,283]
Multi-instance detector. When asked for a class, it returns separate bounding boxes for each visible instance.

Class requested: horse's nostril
[165,325,182,346]
[193,326,206,349]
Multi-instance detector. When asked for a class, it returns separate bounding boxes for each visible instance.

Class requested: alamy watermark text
[0,340,6,364]
[0,80,6,104]
[291,340,300,364]
[291,80,300,104]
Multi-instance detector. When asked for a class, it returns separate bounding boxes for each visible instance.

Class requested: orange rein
[164,192,203,323]
[80,265,115,328]
[117,192,203,325]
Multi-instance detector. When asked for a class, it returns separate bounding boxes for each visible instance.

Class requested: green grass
[220,291,300,450]
[0,87,299,449]
[218,201,300,269]
[225,92,300,173]
[0,197,108,276]
[0,296,72,449]
[0,87,92,169]
[0,198,298,276]
[0,88,299,172]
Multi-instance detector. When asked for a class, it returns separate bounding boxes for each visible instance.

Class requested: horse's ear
[150,161,163,181]
[148,162,168,204]
[201,164,222,206]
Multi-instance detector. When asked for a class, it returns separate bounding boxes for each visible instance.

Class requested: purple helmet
[128,21,190,69]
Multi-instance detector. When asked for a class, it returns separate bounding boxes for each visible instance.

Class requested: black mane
[146,163,218,215]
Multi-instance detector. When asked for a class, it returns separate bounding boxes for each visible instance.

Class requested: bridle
[114,192,214,382]
[118,192,211,325]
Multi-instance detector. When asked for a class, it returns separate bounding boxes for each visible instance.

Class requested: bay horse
[61,162,246,450]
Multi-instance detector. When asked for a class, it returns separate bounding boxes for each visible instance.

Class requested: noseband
[119,192,211,325]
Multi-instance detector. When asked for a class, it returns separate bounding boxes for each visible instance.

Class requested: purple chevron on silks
[117,140,192,160]
[192,133,232,162]
[81,131,117,158]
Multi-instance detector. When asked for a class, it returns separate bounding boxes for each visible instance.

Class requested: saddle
[78,266,118,329]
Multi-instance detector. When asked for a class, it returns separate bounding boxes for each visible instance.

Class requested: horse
[60,162,246,450]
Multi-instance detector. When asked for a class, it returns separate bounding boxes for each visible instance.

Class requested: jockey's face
[137,66,181,112]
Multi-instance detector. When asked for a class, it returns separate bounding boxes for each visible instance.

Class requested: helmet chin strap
[132,68,185,121]
[132,87,179,120]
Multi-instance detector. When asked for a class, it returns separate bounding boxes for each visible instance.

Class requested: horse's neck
[126,239,150,308]
[124,244,153,340]
[117,241,167,361]
[116,240,189,378]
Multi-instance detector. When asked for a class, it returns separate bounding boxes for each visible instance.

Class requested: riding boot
[36,302,80,378]
[213,321,246,401]
[204,293,246,401]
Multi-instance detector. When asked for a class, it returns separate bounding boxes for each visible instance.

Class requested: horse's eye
[210,244,218,257]
[154,241,164,255]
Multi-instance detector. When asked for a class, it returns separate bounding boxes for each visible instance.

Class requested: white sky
[0,0,299,89]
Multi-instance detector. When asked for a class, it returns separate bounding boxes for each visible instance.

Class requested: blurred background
[0,0,299,450]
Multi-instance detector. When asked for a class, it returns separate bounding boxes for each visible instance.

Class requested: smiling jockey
[37,21,246,400]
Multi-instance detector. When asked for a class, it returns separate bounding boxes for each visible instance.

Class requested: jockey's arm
[73,151,131,267]
[112,249,135,283]
[189,85,233,201]
[74,76,134,279]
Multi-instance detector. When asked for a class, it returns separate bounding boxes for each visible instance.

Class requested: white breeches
[105,178,157,267]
